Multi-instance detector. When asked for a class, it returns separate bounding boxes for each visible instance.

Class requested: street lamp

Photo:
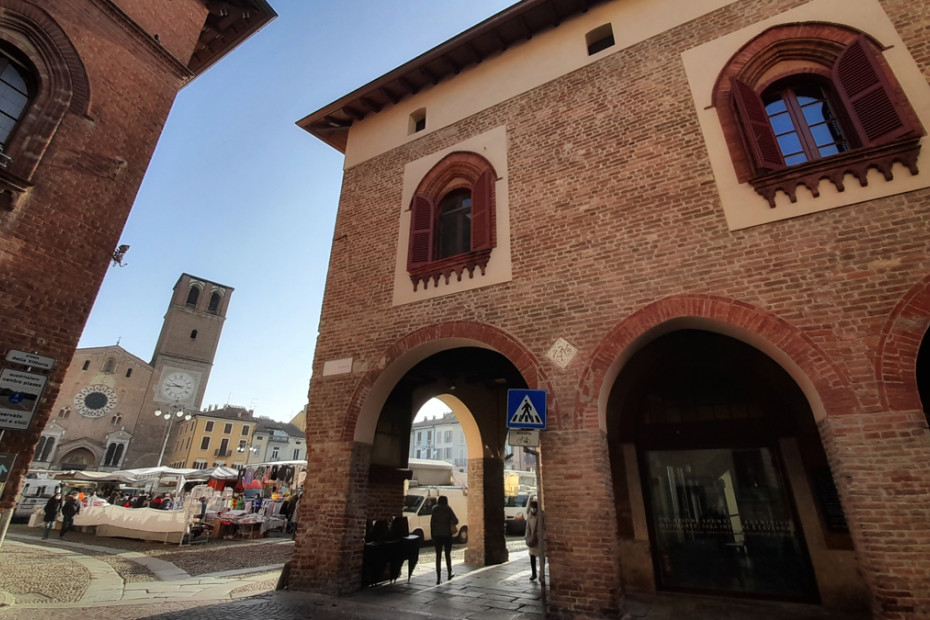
[155,404,192,467]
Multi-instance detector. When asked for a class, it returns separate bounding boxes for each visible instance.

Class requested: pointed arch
[876,275,930,411]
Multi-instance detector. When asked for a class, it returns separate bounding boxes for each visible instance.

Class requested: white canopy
[53,470,141,483]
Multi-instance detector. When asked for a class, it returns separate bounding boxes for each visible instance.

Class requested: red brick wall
[300,0,930,615]
[0,1,198,509]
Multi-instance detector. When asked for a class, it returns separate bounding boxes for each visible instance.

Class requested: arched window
[208,291,221,313]
[37,436,54,461]
[190,329,198,340]
[407,152,497,290]
[0,47,33,150]
[186,286,200,307]
[104,442,117,466]
[436,189,472,259]
[714,25,924,207]
[103,358,115,373]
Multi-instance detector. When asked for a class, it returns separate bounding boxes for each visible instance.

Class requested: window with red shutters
[406,152,497,291]
[717,26,924,207]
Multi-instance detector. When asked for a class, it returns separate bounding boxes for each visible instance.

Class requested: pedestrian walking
[429,495,459,584]
[42,492,62,539]
[525,498,544,580]
[59,491,80,538]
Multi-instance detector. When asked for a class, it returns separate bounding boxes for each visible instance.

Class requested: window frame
[407,152,497,291]
[715,26,924,207]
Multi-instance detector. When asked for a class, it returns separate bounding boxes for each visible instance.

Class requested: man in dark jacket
[59,492,80,538]
[42,492,61,539]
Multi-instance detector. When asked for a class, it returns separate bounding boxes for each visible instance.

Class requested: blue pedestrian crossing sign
[507,389,546,429]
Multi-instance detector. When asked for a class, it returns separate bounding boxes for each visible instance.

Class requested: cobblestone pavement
[0,524,871,619]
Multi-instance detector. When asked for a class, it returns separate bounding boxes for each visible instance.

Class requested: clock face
[74,385,118,418]
[161,371,196,401]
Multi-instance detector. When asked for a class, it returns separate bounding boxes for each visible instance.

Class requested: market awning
[53,470,141,483]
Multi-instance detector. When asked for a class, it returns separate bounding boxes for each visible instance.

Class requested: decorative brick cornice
[408,248,491,291]
[750,139,921,207]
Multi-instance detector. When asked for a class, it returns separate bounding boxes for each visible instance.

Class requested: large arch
[876,273,930,412]
[582,295,870,612]
[575,294,852,433]
[343,321,553,445]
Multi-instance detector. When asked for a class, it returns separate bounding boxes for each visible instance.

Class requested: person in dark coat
[42,492,61,539]
[429,495,459,585]
[59,492,80,538]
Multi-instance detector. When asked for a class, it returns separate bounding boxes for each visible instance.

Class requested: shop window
[407,152,497,290]
[715,25,924,207]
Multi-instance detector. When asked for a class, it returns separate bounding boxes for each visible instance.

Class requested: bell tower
[126,274,234,467]
[150,274,233,409]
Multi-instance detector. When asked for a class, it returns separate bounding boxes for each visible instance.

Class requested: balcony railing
[213,449,231,457]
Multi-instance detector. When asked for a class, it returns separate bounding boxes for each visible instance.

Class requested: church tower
[129,274,234,466]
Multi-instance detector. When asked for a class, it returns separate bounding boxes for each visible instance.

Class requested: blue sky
[78,1,514,422]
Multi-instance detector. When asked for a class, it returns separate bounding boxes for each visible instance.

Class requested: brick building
[289,0,930,618]
[0,1,274,520]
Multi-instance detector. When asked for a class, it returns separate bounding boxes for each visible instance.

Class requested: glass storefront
[644,447,817,600]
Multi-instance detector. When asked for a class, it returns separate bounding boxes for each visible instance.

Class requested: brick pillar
[367,464,411,522]
[469,456,508,566]
[465,456,486,565]
[288,441,371,594]
[818,411,930,619]
[542,428,624,618]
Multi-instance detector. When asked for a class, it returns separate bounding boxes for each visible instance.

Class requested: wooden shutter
[470,170,493,251]
[731,78,785,172]
[407,194,434,269]
[834,35,916,146]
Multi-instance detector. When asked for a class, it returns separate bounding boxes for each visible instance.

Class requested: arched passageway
[366,346,527,567]
[605,330,865,607]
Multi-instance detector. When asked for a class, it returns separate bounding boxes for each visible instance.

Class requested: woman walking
[429,495,459,585]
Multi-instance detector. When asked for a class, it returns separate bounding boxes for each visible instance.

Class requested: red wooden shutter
[731,78,785,172]
[834,35,916,145]
[407,194,434,269]
[470,171,493,251]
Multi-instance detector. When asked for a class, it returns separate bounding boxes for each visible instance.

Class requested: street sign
[0,454,15,483]
[5,350,55,370]
[508,429,540,447]
[0,367,47,431]
[507,389,546,429]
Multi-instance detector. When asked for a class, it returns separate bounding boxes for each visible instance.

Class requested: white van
[14,478,60,519]
[403,485,468,544]
[504,491,533,535]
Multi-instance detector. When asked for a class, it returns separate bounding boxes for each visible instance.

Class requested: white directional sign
[507,389,546,429]
[0,368,47,430]
[5,350,55,370]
